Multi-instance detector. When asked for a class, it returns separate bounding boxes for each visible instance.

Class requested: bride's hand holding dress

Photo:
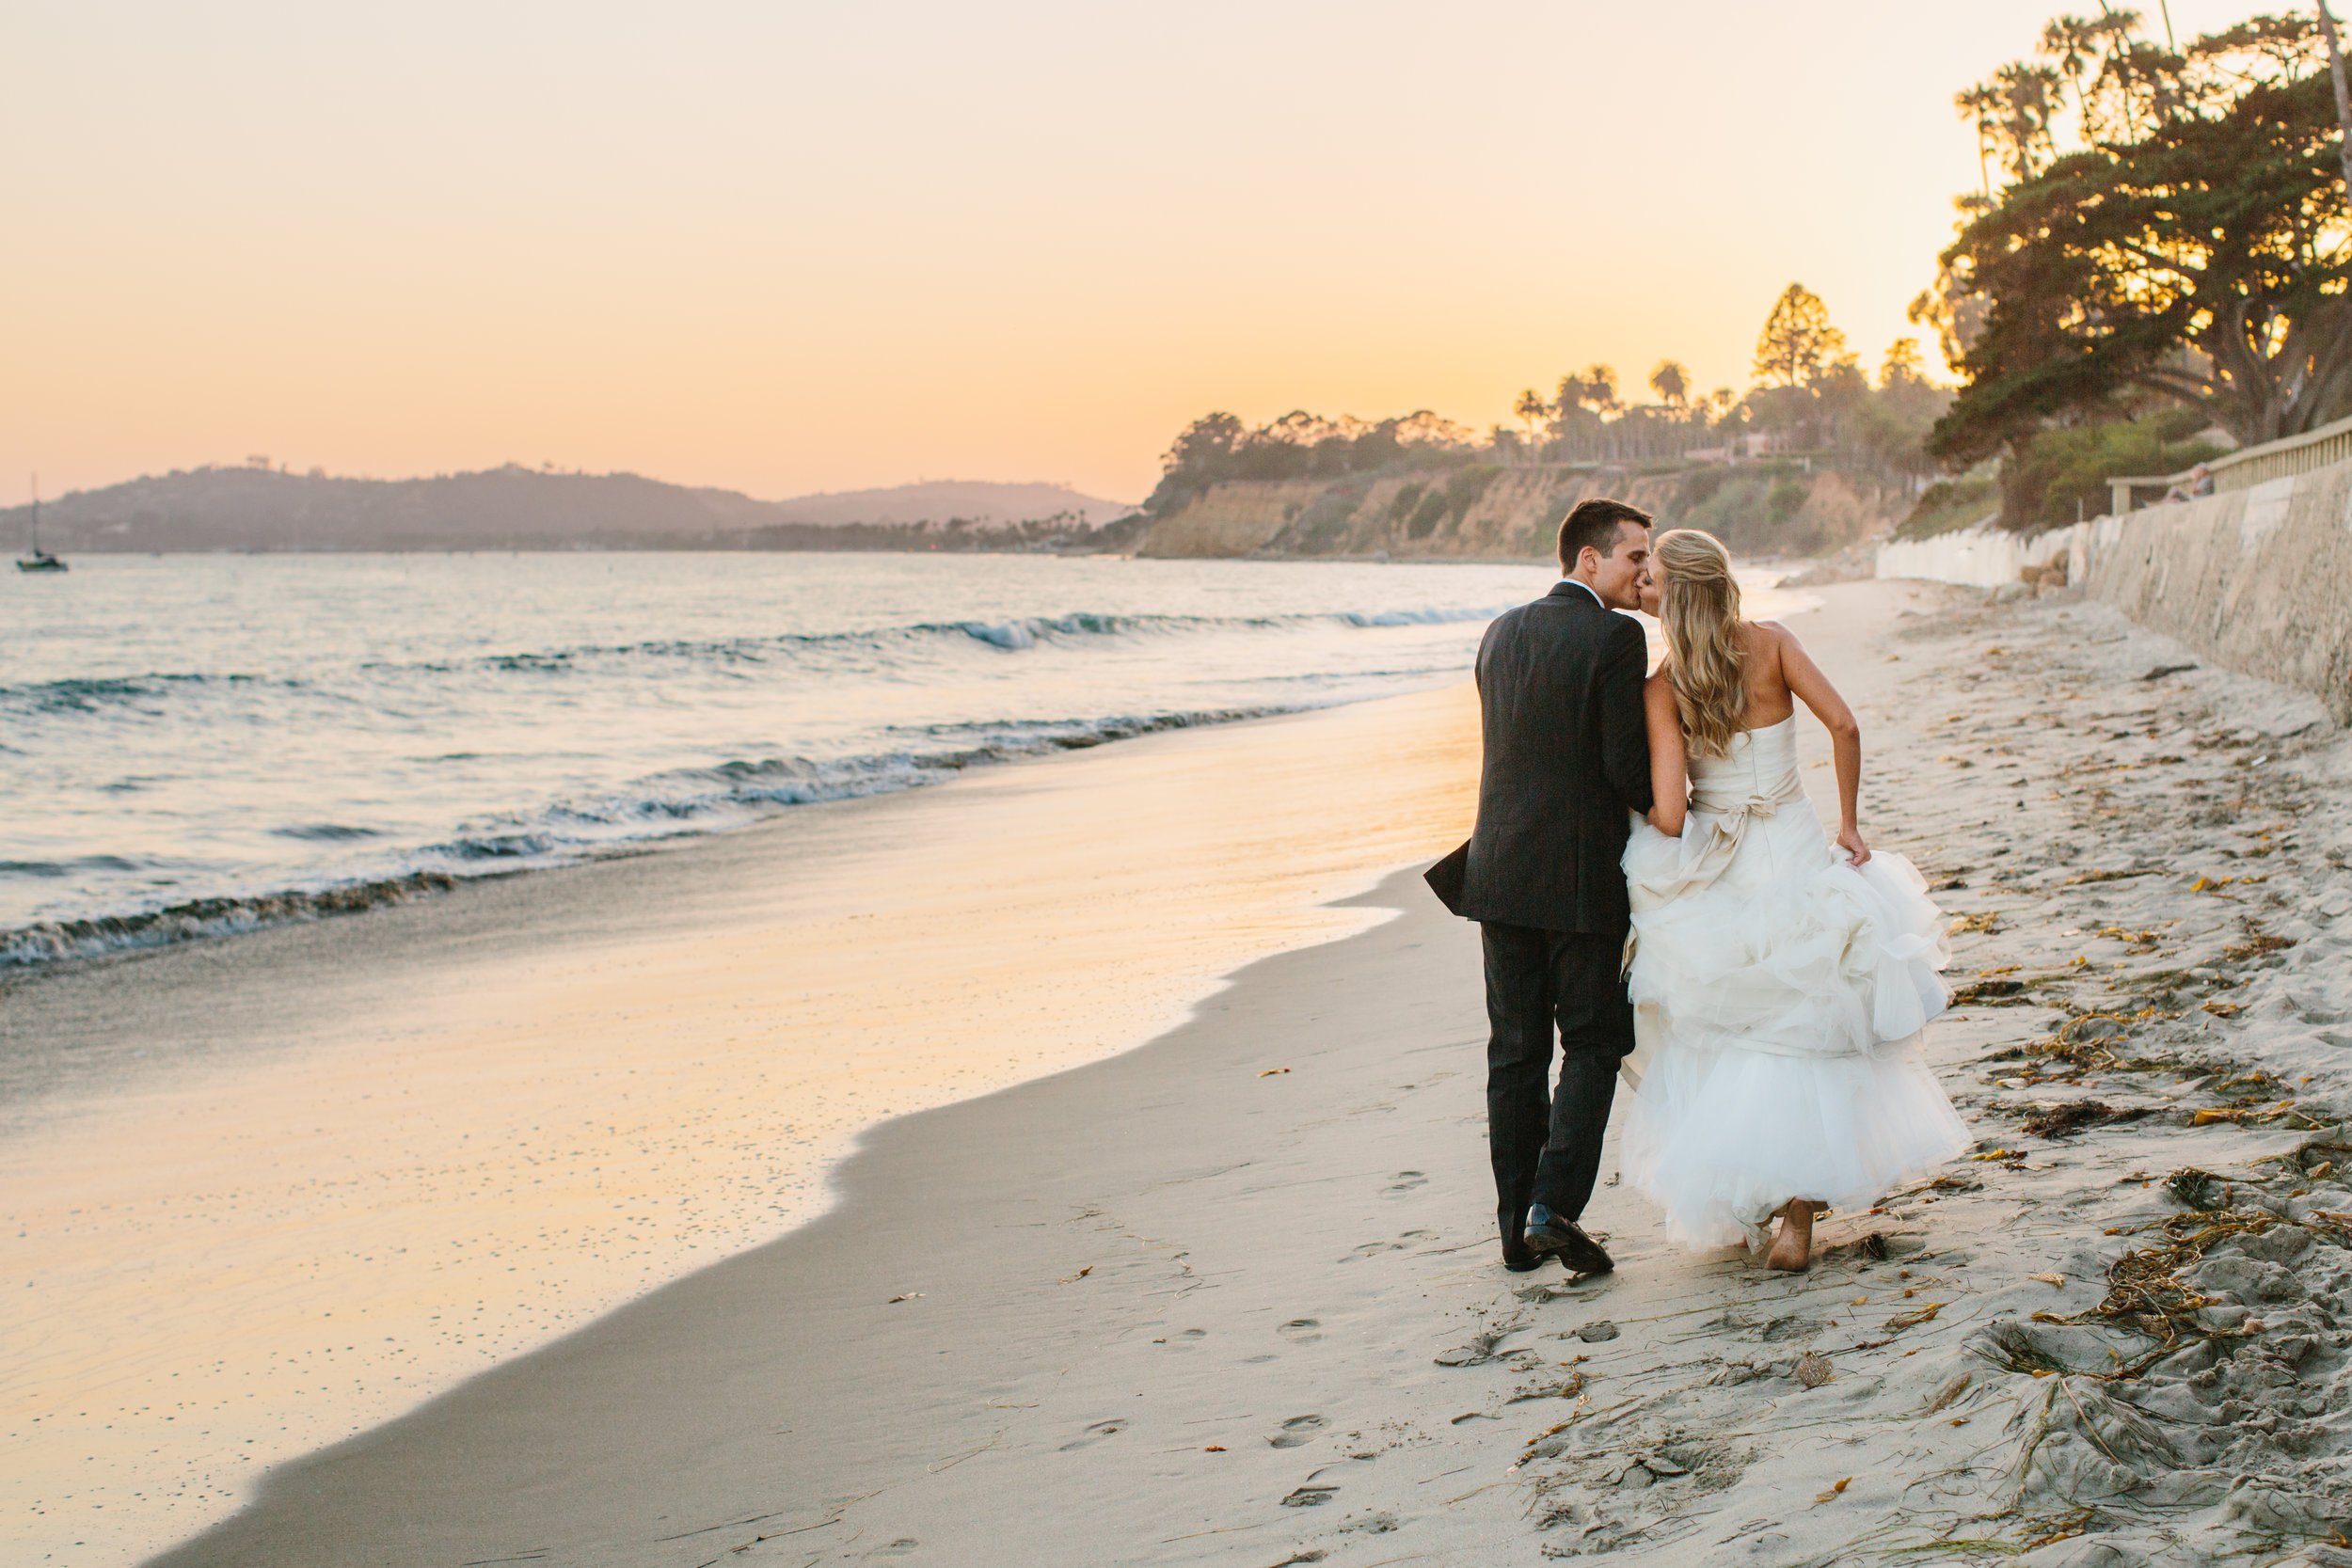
[1619,603,1965,1263]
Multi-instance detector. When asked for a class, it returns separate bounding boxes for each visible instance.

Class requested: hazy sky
[5,1,2263,504]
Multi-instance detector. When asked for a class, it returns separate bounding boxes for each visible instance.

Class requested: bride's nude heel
[1764,1198,1823,1272]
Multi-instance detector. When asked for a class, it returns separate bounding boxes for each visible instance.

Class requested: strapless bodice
[1688,714,1799,816]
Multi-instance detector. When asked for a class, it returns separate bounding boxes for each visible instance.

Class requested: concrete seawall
[1878,461,2352,721]
[2088,468,2352,721]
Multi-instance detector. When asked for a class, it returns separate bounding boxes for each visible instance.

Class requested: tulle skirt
[1619,808,1971,1250]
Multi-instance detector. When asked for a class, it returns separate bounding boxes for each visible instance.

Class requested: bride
[1621,529,1967,1272]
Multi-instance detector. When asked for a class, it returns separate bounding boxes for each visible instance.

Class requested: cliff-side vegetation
[1919,9,2349,518]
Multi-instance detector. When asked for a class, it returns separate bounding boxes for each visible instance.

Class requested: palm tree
[1512,388,1551,458]
[2041,14,2101,125]
[1954,82,1999,197]
[1577,364,1621,416]
[1992,61,2064,180]
[1648,360,1692,409]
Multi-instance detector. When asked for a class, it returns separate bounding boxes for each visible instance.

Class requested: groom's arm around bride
[1425,499,1655,1275]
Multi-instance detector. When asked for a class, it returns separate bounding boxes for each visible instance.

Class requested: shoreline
[3,672,1486,1565]
[136,578,2352,1566]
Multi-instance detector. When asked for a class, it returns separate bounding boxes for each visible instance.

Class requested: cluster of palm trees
[1955,8,2352,200]
[1502,363,1744,466]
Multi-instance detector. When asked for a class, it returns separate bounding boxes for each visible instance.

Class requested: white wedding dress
[1619,715,1968,1251]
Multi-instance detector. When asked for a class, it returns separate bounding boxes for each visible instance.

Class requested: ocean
[3,552,1576,967]
[5,548,1820,1564]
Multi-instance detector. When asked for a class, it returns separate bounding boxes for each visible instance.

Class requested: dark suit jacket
[1427,582,1654,934]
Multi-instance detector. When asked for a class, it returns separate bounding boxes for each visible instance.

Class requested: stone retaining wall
[1879,462,2352,721]
[2086,467,2352,721]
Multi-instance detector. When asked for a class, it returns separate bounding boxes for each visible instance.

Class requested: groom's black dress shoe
[1499,1205,1543,1273]
[1523,1205,1613,1275]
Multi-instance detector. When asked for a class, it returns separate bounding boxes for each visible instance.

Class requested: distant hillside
[769,480,1131,529]
[3,467,1135,553]
[1136,460,1908,561]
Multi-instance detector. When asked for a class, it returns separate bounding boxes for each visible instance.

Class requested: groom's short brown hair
[1557,499,1654,572]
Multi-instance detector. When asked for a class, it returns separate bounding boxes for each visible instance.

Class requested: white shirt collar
[1555,577,1604,607]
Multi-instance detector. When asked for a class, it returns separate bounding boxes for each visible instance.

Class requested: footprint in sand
[1268,1414,1328,1449]
[1278,1318,1323,1342]
[869,1543,920,1560]
[1059,1419,1127,1450]
[1384,1170,1428,1194]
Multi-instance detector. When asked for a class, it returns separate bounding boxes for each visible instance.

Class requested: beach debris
[1257,1067,1291,1077]
[1572,1320,1619,1342]
[2019,1100,2149,1138]
[2189,1102,2298,1127]
[2140,662,2197,681]
[2061,1013,2128,1044]
[2029,1273,2065,1287]
[886,1291,924,1304]
[1279,1483,1338,1508]
[2166,1167,2227,1209]
[1883,1302,1945,1332]
[1793,1351,1835,1387]
[1435,1331,1503,1368]
[1813,1475,1851,1503]
[2221,930,2296,962]
[1924,1371,1972,1414]
[1949,911,2004,935]
[1202,1444,1227,1452]
[1058,1265,1092,1283]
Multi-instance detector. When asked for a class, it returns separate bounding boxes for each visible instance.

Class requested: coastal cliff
[1136,461,1907,561]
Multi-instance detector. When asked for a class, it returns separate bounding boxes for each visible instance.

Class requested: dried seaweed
[2018,1101,2150,1139]
[2045,1204,2286,1367]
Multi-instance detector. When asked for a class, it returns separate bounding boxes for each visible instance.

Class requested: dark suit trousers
[1481,922,1632,1222]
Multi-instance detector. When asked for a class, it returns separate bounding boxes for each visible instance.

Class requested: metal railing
[2108,411,2352,515]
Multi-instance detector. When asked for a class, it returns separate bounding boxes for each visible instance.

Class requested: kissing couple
[1428,499,1967,1275]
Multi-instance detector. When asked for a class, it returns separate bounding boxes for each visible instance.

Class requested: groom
[1426,499,1654,1274]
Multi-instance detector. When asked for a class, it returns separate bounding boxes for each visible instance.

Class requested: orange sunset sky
[6,2,2260,505]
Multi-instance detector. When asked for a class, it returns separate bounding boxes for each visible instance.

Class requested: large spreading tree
[1922,10,2352,468]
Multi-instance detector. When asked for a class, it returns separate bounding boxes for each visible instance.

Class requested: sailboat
[17,476,65,572]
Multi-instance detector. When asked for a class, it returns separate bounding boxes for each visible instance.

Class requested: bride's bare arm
[1643,673,1689,837]
[1768,623,1869,864]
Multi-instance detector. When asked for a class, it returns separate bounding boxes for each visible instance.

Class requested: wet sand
[4,678,1482,1565]
[33,577,2352,1567]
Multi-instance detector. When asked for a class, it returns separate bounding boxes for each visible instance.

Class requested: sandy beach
[18,577,2352,1566]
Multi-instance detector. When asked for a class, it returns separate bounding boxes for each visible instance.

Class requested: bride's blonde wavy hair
[1656,528,1746,759]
